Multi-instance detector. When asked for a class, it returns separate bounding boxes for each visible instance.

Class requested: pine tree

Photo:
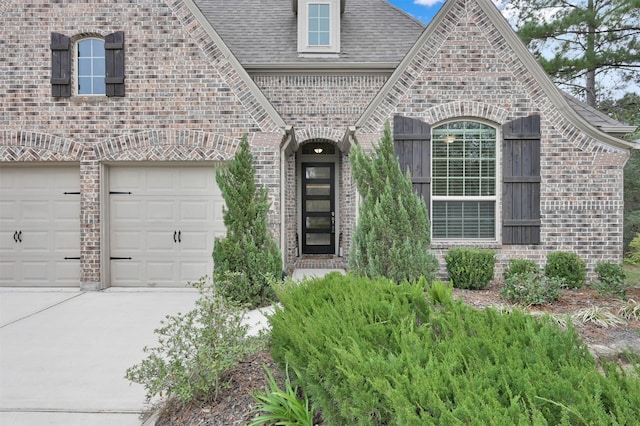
[507,0,639,106]
[213,135,282,307]
[349,122,438,283]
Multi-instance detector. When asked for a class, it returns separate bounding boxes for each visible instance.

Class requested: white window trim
[430,120,502,243]
[297,0,340,54]
[75,37,106,97]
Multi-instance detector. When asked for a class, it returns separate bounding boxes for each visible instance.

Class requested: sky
[387,0,445,24]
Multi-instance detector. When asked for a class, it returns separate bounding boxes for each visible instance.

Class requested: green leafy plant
[426,280,453,305]
[270,273,640,425]
[503,258,540,281]
[125,276,265,403]
[572,306,628,328]
[349,121,438,283]
[444,247,496,289]
[593,261,629,297]
[619,299,640,321]
[500,272,563,305]
[213,135,282,308]
[544,251,586,289]
[627,234,640,266]
[248,365,315,426]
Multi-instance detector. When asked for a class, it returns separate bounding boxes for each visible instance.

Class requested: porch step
[291,269,346,282]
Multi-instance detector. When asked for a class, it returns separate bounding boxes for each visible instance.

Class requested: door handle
[178,231,181,243]
[173,231,177,243]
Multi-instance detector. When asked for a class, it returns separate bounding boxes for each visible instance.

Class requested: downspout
[280,126,294,271]
[347,126,358,257]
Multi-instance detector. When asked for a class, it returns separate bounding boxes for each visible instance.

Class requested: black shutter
[51,32,71,97]
[393,116,431,212]
[502,115,541,245]
[105,31,125,97]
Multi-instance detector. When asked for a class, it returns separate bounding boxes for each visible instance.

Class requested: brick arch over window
[423,101,510,126]
[97,129,239,162]
[0,130,82,161]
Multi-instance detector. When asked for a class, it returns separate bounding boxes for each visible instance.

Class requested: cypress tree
[349,121,438,283]
[213,135,282,307]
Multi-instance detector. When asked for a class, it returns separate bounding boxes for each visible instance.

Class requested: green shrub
[125,276,265,403]
[500,272,563,305]
[594,261,629,298]
[444,247,495,289]
[349,121,438,283]
[544,251,586,289]
[627,233,640,266]
[270,273,640,425]
[503,258,540,281]
[213,135,282,308]
[248,365,315,426]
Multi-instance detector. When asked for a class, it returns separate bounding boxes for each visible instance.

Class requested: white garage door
[0,166,80,287]
[109,166,225,287]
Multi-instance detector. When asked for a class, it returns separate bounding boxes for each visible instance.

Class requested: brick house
[1,0,635,289]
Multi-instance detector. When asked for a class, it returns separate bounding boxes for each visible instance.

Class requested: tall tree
[213,135,282,307]
[507,0,639,106]
[350,122,438,283]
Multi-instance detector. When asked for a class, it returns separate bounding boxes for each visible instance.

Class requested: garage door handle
[174,231,177,243]
[178,230,181,243]
[13,231,17,242]
[17,230,22,243]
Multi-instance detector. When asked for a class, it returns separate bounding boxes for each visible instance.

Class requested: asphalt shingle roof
[192,0,425,66]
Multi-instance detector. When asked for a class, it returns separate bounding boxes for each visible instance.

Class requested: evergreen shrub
[269,273,640,425]
[500,272,563,305]
[544,251,586,289]
[444,247,495,289]
[503,258,540,281]
[349,121,438,283]
[213,135,282,308]
[594,261,629,298]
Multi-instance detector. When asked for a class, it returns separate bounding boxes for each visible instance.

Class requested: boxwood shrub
[444,247,496,289]
[270,273,640,425]
[544,251,587,289]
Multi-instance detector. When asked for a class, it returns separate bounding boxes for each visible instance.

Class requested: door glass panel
[305,167,331,179]
[306,233,331,245]
[306,183,331,196]
[306,216,331,228]
[306,200,330,212]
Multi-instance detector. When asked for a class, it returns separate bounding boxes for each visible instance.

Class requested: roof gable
[356,0,635,150]
[192,0,424,67]
[181,0,286,130]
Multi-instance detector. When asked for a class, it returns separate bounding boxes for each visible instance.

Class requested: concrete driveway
[0,270,336,425]
[0,288,203,425]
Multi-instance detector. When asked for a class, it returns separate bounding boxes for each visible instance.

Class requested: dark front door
[302,163,335,254]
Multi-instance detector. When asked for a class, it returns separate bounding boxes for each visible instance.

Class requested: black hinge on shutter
[502,115,541,245]
[105,31,125,97]
[51,32,72,97]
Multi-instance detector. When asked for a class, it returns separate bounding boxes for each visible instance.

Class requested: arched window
[431,121,498,239]
[77,38,106,95]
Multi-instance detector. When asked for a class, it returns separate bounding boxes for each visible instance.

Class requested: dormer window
[297,0,341,54]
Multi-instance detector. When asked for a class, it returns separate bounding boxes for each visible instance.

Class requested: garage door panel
[0,166,80,287]
[180,262,211,284]
[147,201,175,221]
[110,166,223,287]
[146,231,178,253]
